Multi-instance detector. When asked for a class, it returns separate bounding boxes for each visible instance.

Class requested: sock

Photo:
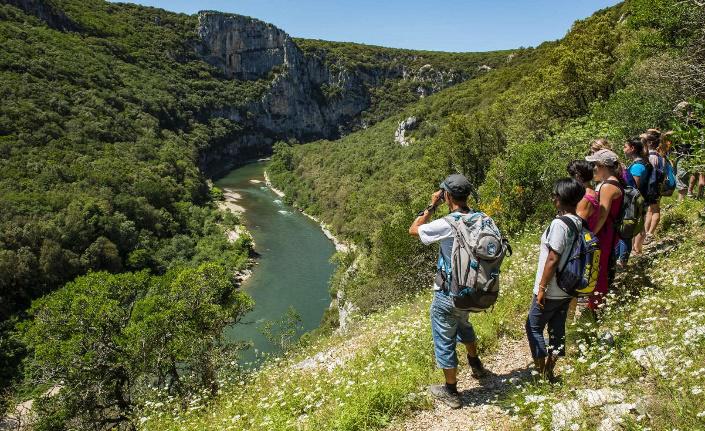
[445,382,458,394]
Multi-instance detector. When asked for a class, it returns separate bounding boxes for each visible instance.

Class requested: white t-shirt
[532,214,582,299]
[418,215,457,291]
[418,218,453,245]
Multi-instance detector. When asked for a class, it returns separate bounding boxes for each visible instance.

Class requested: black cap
[440,174,472,198]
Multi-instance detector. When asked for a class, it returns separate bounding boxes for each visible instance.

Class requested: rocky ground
[387,338,531,431]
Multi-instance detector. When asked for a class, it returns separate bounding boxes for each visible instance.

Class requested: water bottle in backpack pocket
[437,212,511,312]
[551,216,601,297]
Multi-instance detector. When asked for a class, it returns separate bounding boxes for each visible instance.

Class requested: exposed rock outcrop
[394,116,418,147]
[196,11,371,175]
[195,12,474,175]
[198,13,292,81]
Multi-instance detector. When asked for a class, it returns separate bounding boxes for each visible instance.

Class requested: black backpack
[604,179,645,240]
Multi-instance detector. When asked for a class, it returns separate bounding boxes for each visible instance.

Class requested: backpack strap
[556,216,581,273]
[437,212,473,291]
[650,151,664,170]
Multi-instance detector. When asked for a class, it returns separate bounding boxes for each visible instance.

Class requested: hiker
[590,138,612,154]
[408,174,487,409]
[675,139,693,201]
[567,160,599,319]
[568,160,599,230]
[688,162,705,200]
[673,102,705,200]
[525,178,585,381]
[638,129,664,246]
[617,138,650,261]
[585,150,623,312]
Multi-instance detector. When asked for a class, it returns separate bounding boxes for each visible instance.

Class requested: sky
[110,0,622,52]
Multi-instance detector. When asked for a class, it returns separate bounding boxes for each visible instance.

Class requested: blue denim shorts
[430,290,477,369]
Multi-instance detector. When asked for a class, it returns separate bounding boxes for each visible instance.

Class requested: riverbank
[218,188,246,213]
[264,171,353,253]
[215,189,255,285]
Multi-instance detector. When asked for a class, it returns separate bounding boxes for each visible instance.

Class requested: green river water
[216,162,336,364]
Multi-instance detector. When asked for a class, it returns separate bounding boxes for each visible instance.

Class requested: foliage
[20,263,254,430]
[670,100,705,171]
[0,0,265,326]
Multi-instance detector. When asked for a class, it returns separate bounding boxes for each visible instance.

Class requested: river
[216,162,336,364]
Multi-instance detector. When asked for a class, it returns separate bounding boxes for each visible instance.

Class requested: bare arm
[536,249,561,308]
[593,184,620,234]
[409,190,444,236]
[409,210,433,236]
[576,197,593,221]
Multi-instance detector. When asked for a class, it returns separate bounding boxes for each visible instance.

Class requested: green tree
[20,264,253,430]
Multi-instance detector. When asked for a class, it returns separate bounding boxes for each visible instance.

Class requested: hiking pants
[525,295,572,359]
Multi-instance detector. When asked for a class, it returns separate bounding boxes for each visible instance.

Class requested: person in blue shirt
[615,138,650,266]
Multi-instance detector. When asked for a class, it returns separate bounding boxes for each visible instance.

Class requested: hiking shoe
[428,384,462,409]
[467,354,487,378]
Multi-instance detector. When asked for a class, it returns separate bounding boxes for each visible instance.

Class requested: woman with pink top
[584,150,624,314]
[568,160,600,230]
[567,159,601,319]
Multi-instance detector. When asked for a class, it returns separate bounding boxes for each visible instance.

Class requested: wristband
[416,205,435,217]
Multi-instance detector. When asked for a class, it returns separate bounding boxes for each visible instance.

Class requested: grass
[139,227,541,430]
[504,198,705,430]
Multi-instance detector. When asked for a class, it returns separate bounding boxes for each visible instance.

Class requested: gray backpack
[435,212,511,312]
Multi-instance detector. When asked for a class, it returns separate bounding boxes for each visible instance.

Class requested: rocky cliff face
[197,12,373,174]
[197,13,293,81]
[196,12,473,175]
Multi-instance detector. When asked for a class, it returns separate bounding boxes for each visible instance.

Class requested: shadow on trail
[459,364,533,407]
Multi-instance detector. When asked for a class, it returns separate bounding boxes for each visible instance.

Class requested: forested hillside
[268,0,705,317]
[0,0,512,426]
[0,0,504,330]
[3,0,705,429]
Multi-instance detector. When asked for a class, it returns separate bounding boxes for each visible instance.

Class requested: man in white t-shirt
[408,174,485,409]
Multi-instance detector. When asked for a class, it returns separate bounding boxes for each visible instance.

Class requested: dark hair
[567,160,594,184]
[626,137,645,157]
[552,178,586,210]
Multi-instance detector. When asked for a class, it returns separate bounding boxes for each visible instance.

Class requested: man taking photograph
[408,174,487,409]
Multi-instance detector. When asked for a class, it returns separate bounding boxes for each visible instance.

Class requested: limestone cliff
[195,11,479,175]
